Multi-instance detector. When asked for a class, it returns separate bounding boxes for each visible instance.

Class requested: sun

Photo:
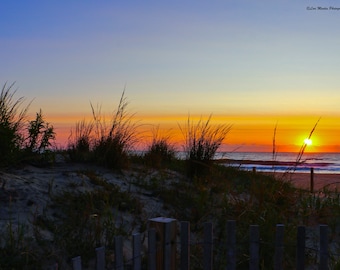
[304,138,312,146]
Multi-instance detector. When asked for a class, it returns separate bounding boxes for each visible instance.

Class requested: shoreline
[216,158,333,167]
[216,158,340,190]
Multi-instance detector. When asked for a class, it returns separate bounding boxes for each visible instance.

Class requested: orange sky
[49,113,340,153]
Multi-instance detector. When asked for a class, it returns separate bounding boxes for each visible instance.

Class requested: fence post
[296,226,305,270]
[133,233,141,270]
[226,220,236,270]
[149,217,177,270]
[180,221,190,270]
[249,225,259,270]
[204,222,213,270]
[310,168,314,193]
[115,235,124,270]
[95,246,105,270]
[148,228,157,270]
[274,224,284,270]
[319,225,328,270]
[72,256,82,270]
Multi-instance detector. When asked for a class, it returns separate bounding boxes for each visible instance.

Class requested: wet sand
[263,171,340,191]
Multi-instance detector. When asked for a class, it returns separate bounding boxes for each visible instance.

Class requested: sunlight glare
[304,138,312,146]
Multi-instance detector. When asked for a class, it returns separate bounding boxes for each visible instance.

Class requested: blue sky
[1,1,340,149]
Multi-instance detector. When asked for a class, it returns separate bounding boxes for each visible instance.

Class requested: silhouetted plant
[144,126,176,168]
[180,114,232,178]
[68,118,94,161]
[26,109,55,153]
[91,90,138,170]
[23,109,56,165]
[0,82,30,165]
[67,90,138,169]
[281,118,321,174]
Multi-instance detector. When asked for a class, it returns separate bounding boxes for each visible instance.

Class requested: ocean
[216,152,340,174]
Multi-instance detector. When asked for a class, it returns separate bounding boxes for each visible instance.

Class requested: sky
[1,0,340,152]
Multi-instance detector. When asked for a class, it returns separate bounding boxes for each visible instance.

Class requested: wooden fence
[64,218,333,270]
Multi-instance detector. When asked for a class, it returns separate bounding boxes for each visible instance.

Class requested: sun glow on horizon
[304,138,312,146]
[47,112,340,153]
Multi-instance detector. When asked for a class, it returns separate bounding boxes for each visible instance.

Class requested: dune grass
[179,114,232,178]
[0,82,30,165]
[68,90,139,170]
[68,118,94,162]
[143,126,176,169]
[293,118,321,168]
[0,83,56,167]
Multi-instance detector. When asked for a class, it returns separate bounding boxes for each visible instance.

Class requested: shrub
[68,119,94,162]
[68,90,139,170]
[23,109,56,165]
[0,82,30,166]
[91,90,138,170]
[144,127,176,168]
[93,135,129,169]
[25,109,55,152]
[180,114,231,178]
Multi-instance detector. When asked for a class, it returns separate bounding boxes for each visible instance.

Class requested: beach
[264,171,340,191]
[218,152,340,191]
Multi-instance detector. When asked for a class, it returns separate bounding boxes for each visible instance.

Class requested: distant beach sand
[219,158,340,191]
[264,171,340,191]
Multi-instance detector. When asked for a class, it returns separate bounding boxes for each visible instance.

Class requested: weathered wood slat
[115,235,124,270]
[249,225,259,270]
[319,225,328,270]
[148,228,157,270]
[133,233,141,270]
[204,222,213,270]
[296,226,305,270]
[274,224,284,270]
[226,220,236,270]
[180,221,190,270]
[95,246,105,270]
[72,256,81,270]
[164,221,171,270]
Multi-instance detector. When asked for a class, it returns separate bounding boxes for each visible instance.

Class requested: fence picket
[164,221,172,270]
[133,233,141,270]
[180,221,190,270]
[274,224,284,270]
[95,246,105,270]
[226,220,236,270]
[115,235,124,270]
[249,225,259,270]
[72,256,81,270]
[204,222,213,270]
[148,228,157,270]
[296,226,305,270]
[319,225,328,270]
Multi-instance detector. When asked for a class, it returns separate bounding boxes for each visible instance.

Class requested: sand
[263,171,340,191]
[221,158,340,191]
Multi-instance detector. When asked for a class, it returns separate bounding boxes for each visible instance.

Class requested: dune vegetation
[1,83,340,269]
